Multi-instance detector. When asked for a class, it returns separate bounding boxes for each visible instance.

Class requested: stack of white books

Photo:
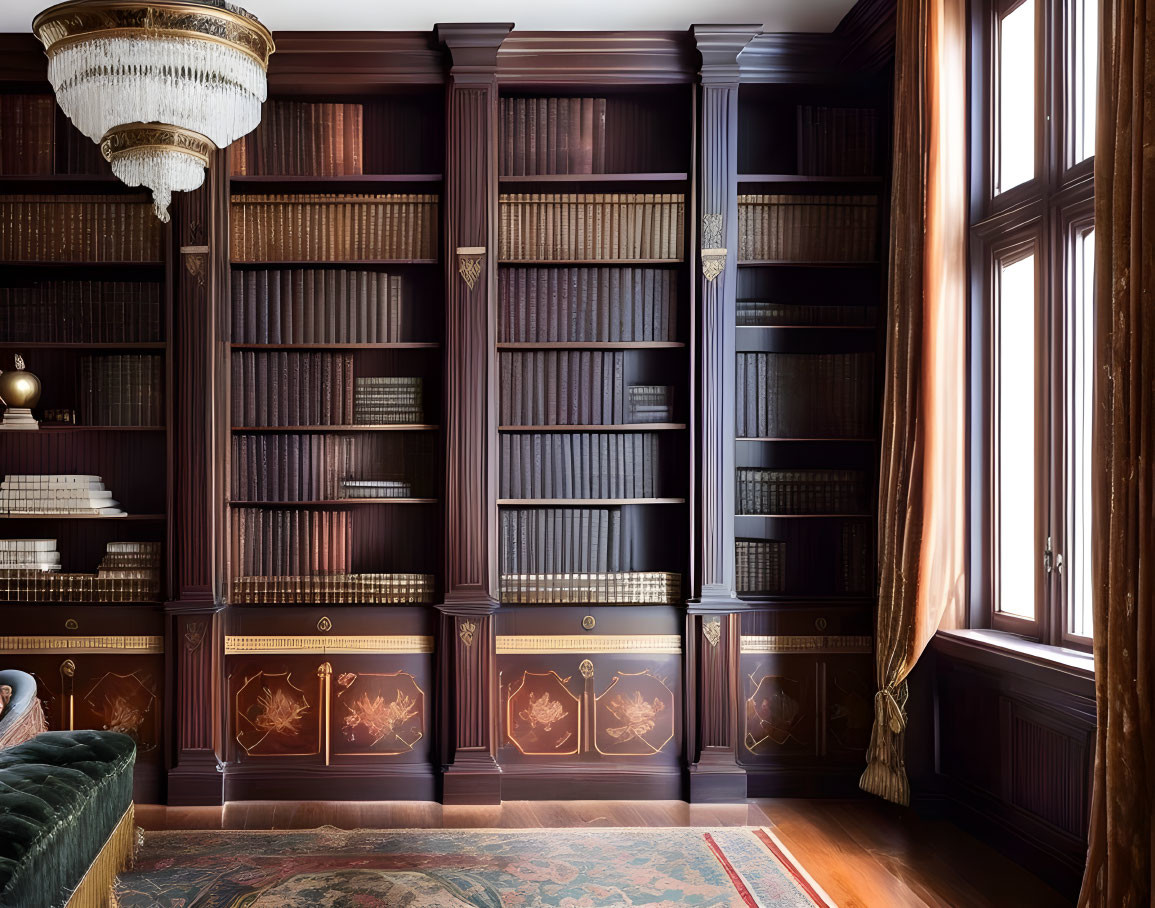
[0,474,126,516]
[0,538,61,571]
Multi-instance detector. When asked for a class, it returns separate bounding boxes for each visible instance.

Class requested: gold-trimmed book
[499,571,681,605]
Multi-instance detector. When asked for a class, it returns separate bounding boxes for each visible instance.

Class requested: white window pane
[1068,228,1095,636]
[1073,0,1098,163]
[997,0,1036,193]
[997,253,1037,618]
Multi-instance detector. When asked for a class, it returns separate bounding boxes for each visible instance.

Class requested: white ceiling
[3,0,858,38]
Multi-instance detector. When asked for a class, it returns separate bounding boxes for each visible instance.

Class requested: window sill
[933,629,1095,694]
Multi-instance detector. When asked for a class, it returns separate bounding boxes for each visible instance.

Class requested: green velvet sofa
[0,730,136,908]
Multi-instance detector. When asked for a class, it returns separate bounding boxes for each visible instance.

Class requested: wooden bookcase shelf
[499,259,683,266]
[231,424,438,432]
[500,423,686,432]
[231,259,439,266]
[737,173,883,184]
[230,342,439,350]
[229,499,438,506]
[0,342,168,350]
[498,498,686,506]
[0,513,166,520]
[496,341,684,350]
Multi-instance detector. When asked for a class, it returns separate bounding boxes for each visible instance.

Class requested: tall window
[970,0,1097,646]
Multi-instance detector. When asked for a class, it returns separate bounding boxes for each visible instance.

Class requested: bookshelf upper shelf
[230,343,439,350]
[737,174,884,184]
[498,498,686,506]
[0,342,167,351]
[496,341,684,350]
[0,513,165,520]
[501,423,686,432]
[229,499,438,506]
[229,174,443,191]
[232,425,439,432]
[230,260,438,267]
[499,172,688,185]
[498,259,683,266]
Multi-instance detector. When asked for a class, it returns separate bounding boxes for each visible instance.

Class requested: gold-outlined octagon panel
[744,672,809,756]
[506,670,581,756]
[594,669,675,757]
[235,670,321,758]
[332,669,425,757]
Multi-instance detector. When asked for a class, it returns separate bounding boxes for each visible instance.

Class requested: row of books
[354,377,424,425]
[0,475,124,517]
[230,194,439,262]
[78,354,164,427]
[230,351,354,427]
[0,538,61,570]
[499,96,607,176]
[735,539,786,595]
[0,281,163,343]
[0,95,105,176]
[0,539,159,602]
[838,519,873,594]
[231,433,434,502]
[499,571,681,605]
[736,469,870,515]
[500,432,662,499]
[736,300,876,328]
[0,571,158,602]
[499,350,633,426]
[230,572,435,605]
[735,352,875,438]
[231,269,408,344]
[796,106,880,177]
[0,196,164,263]
[499,507,637,574]
[499,266,678,343]
[498,194,684,262]
[230,507,351,577]
[628,385,675,423]
[231,101,364,176]
[736,195,878,262]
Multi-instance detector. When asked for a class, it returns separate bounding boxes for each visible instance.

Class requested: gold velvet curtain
[1079,0,1154,898]
[859,0,966,806]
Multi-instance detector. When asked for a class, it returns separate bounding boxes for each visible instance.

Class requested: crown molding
[497,31,697,85]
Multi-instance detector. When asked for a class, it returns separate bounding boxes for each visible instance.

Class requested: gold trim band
[101,122,215,165]
[497,635,682,654]
[0,636,163,654]
[225,635,434,655]
[33,1,275,69]
[740,635,873,654]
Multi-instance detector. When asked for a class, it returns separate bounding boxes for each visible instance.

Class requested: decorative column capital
[436,23,513,77]
[691,24,761,83]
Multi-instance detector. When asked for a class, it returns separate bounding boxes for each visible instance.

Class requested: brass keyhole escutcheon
[582,615,595,630]
[317,616,333,632]
[64,618,79,630]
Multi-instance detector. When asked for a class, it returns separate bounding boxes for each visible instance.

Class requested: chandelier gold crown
[32,0,275,221]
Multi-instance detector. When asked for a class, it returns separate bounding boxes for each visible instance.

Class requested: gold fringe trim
[858,681,911,806]
[0,696,48,749]
[65,804,135,908]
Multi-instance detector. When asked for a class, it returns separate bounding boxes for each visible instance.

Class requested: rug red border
[702,832,760,907]
[753,827,836,908]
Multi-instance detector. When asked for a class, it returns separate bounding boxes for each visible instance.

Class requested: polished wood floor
[136,798,1070,908]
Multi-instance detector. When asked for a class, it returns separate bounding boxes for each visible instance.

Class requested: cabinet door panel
[329,655,430,762]
[228,657,324,763]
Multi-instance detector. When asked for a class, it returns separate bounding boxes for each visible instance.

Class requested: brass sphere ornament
[0,355,43,430]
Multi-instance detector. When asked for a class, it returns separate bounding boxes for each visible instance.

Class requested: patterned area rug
[115,826,835,907]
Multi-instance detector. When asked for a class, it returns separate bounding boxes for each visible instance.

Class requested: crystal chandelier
[32,0,274,221]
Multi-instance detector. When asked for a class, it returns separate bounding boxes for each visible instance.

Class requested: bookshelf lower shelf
[232,425,439,432]
[498,498,685,505]
[501,423,686,432]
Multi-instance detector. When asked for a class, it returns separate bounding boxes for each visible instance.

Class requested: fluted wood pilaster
[436,23,511,805]
[688,25,759,802]
[166,159,229,805]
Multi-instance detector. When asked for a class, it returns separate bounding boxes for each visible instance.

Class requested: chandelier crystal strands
[32,0,274,221]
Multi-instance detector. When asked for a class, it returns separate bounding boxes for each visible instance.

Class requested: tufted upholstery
[0,730,135,908]
[0,670,46,750]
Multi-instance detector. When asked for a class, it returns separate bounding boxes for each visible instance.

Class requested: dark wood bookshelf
[498,498,686,505]
[737,173,884,184]
[498,259,683,266]
[0,513,166,520]
[496,341,684,350]
[229,499,438,506]
[737,260,882,267]
[230,259,438,266]
[35,425,166,433]
[231,424,439,432]
[500,423,687,432]
[230,342,440,350]
[0,342,168,350]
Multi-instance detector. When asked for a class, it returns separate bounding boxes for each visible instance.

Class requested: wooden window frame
[968,0,1096,649]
